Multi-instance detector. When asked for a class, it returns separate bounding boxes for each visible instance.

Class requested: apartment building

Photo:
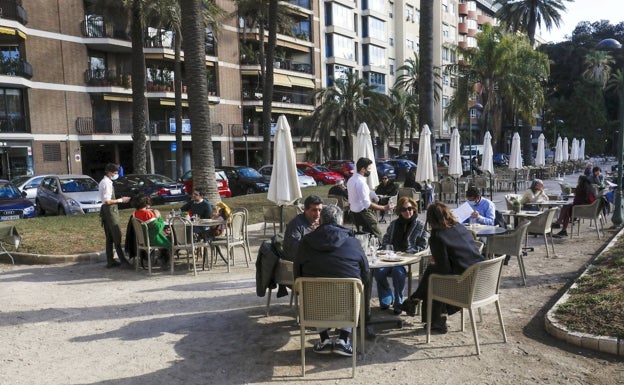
[0,0,320,181]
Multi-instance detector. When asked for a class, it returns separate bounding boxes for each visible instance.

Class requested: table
[167,217,226,268]
[0,223,21,264]
[365,249,429,336]
[466,224,508,237]
[499,210,541,228]
[534,200,570,208]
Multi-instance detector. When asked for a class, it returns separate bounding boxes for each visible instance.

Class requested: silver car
[11,175,49,204]
[257,165,317,188]
[36,175,102,216]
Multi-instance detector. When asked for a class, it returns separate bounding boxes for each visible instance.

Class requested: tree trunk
[180,0,219,203]
[418,0,436,176]
[131,0,147,174]
[174,26,184,180]
[261,0,278,166]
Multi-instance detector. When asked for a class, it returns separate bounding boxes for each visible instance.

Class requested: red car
[296,162,345,185]
[323,160,355,180]
[178,169,232,198]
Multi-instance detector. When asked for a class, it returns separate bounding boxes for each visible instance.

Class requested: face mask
[468,200,477,207]
[363,171,371,177]
[111,174,119,181]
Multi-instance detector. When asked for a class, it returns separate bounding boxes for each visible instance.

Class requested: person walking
[99,163,132,268]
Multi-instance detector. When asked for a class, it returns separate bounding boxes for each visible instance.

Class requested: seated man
[283,195,322,260]
[180,188,213,241]
[294,205,369,356]
[328,179,348,199]
[464,186,495,225]
[375,175,398,223]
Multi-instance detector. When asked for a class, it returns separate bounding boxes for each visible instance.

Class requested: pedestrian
[99,163,132,268]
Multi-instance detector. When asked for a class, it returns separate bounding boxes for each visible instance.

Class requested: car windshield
[11,176,31,186]
[0,182,23,199]
[312,165,330,172]
[146,175,175,184]
[297,169,305,176]
[238,167,262,178]
[60,177,99,193]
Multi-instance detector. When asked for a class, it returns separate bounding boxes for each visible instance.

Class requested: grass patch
[5,185,331,255]
[554,241,624,338]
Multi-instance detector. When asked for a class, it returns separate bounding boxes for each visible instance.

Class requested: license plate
[170,189,181,195]
[85,208,100,213]
[0,215,20,220]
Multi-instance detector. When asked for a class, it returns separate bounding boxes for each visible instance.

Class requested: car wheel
[245,187,255,195]
[36,201,45,216]
[317,180,324,186]
[58,205,66,216]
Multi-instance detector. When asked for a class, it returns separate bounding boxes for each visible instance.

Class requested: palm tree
[583,50,615,87]
[493,0,572,48]
[418,0,436,173]
[179,0,219,203]
[388,87,418,153]
[309,72,391,161]
[395,54,420,152]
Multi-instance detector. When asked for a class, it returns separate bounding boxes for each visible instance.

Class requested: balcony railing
[75,117,132,135]
[0,0,28,25]
[240,56,312,75]
[0,116,27,133]
[84,69,131,88]
[242,88,312,105]
[81,18,129,40]
[289,0,311,9]
[0,59,32,79]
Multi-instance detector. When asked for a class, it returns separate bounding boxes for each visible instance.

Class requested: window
[367,72,385,93]
[367,0,385,13]
[406,39,414,50]
[389,37,394,46]
[0,88,26,132]
[365,45,385,67]
[88,52,106,81]
[330,3,354,30]
[332,34,355,61]
[389,59,395,75]
[442,47,450,61]
[406,5,414,21]
[367,16,385,41]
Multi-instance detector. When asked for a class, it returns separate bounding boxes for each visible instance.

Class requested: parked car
[385,159,417,180]
[376,161,397,181]
[257,165,317,188]
[178,169,232,198]
[322,160,355,180]
[296,162,344,185]
[36,175,101,216]
[0,180,36,220]
[395,152,419,163]
[113,174,190,207]
[11,175,49,204]
[220,166,269,196]
[493,153,509,166]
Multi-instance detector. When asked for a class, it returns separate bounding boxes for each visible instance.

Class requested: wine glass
[385,244,394,256]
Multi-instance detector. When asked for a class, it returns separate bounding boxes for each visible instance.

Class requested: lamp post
[242,125,249,167]
[468,103,483,176]
[597,38,623,225]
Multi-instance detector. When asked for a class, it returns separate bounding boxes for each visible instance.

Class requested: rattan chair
[323,197,338,206]
[484,222,530,286]
[131,216,158,275]
[426,256,507,355]
[525,208,558,257]
[169,216,198,275]
[266,259,296,317]
[262,206,280,236]
[570,198,605,239]
[295,277,365,378]
[210,209,251,272]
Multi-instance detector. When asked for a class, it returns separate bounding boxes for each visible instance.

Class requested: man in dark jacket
[294,205,369,357]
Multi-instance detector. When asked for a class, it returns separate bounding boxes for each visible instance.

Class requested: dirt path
[1,217,623,384]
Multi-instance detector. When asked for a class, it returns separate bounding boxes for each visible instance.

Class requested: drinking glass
[385,244,394,256]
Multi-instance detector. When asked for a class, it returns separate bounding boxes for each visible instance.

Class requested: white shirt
[347,173,371,213]
[99,175,114,203]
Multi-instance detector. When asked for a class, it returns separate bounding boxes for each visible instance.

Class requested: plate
[380,256,404,263]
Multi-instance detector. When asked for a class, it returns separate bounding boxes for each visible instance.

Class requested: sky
[538,0,622,43]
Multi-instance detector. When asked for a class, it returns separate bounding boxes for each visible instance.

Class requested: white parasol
[570,138,579,161]
[353,122,379,190]
[415,124,435,183]
[555,136,563,164]
[579,138,586,160]
[535,133,546,166]
[267,115,302,231]
[449,128,462,205]
[563,137,569,162]
[509,132,523,193]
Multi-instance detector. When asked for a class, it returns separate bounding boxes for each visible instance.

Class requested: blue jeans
[373,266,407,309]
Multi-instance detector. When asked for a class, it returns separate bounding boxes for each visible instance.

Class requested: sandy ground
[2,173,624,384]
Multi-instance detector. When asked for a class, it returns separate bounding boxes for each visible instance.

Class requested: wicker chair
[525,208,558,258]
[131,217,158,275]
[266,259,296,317]
[484,222,530,286]
[295,277,365,378]
[262,206,281,236]
[570,199,605,239]
[210,209,251,272]
[169,216,198,275]
[324,197,338,206]
[426,256,507,355]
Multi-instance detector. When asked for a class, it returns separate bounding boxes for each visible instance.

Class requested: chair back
[324,197,338,206]
[296,277,364,327]
[170,216,193,246]
[527,208,557,235]
[470,256,506,303]
[229,211,246,241]
[485,221,530,258]
[572,197,602,218]
[282,205,302,225]
[398,187,420,200]
[274,260,294,286]
[329,194,350,212]
[131,216,150,249]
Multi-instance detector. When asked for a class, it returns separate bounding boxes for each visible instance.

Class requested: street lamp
[242,125,250,167]
[468,103,483,176]
[597,38,624,225]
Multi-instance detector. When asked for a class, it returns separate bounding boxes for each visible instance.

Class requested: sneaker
[399,299,418,316]
[333,339,353,357]
[313,339,334,354]
[554,230,568,238]
[551,222,561,229]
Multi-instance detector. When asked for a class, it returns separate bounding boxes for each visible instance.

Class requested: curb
[544,227,623,356]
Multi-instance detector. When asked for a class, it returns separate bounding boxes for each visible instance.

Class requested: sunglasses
[400,207,414,212]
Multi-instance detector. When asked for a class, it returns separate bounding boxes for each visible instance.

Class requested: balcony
[0,0,28,25]
[0,58,32,79]
[242,87,312,105]
[289,0,311,9]
[75,117,132,135]
[0,116,27,133]
[81,17,129,40]
[84,69,131,88]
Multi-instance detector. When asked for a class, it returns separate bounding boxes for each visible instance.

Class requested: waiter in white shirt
[347,157,391,240]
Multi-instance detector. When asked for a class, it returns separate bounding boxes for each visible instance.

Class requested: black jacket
[429,223,484,275]
[294,223,369,286]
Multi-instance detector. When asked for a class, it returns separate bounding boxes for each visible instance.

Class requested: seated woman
[204,201,230,239]
[132,193,171,266]
[375,196,428,314]
[520,179,549,211]
[553,175,595,237]
[402,202,484,333]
